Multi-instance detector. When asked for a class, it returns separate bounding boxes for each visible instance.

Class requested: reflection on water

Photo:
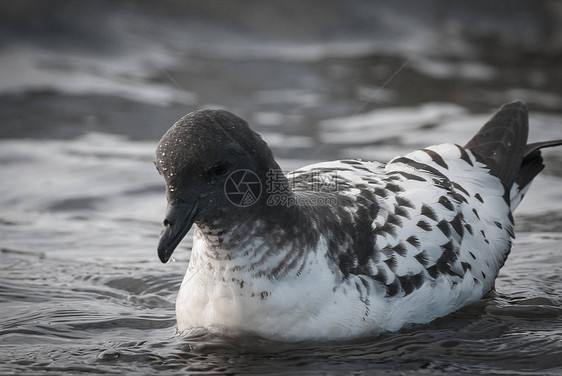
[1,1,562,374]
[2,236,562,375]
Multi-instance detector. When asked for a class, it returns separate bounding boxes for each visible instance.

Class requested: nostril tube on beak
[157,202,198,263]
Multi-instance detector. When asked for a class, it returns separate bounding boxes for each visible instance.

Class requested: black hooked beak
[157,202,198,263]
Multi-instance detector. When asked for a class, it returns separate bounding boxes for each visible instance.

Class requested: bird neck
[191,198,318,277]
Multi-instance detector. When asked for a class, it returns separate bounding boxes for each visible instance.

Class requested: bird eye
[208,162,229,177]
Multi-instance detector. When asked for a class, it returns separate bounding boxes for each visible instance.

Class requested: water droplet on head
[171,256,176,263]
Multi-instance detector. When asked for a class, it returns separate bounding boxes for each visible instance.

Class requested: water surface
[1,1,562,374]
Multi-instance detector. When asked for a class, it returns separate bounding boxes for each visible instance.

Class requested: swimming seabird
[155,101,562,340]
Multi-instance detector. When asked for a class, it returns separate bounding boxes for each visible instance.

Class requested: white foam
[412,58,496,80]
[319,103,466,144]
[0,45,196,105]
[260,132,314,149]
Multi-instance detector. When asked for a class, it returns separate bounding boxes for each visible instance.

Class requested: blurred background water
[1,1,562,374]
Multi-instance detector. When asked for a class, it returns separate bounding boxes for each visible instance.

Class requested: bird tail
[509,140,562,210]
[465,101,562,210]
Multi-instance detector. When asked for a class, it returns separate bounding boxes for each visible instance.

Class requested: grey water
[1,1,562,374]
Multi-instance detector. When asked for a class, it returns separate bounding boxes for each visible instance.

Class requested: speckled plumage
[155,101,562,340]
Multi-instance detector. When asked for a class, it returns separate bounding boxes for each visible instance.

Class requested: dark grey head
[155,109,282,263]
